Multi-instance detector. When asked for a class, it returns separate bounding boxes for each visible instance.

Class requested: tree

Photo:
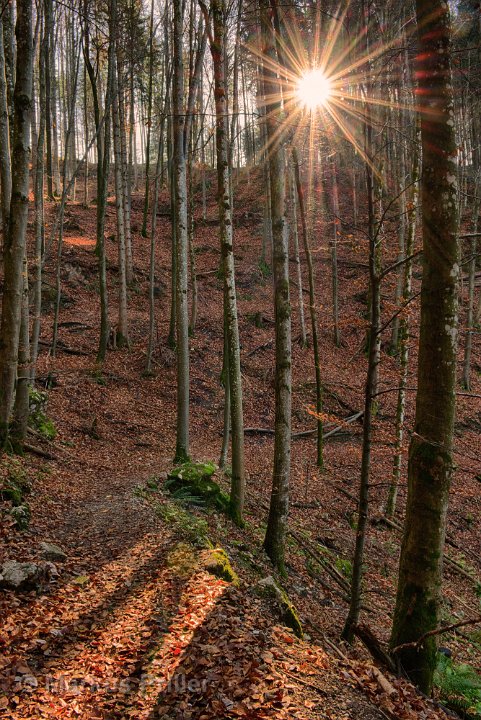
[0,0,33,446]
[173,0,190,463]
[390,0,459,693]
[200,0,246,525]
[261,0,292,574]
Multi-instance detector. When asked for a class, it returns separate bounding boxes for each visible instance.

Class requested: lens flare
[297,69,332,109]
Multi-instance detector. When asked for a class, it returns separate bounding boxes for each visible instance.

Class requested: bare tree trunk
[292,147,323,468]
[173,0,190,463]
[30,10,47,380]
[11,253,30,448]
[330,153,340,347]
[386,124,420,518]
[0,14,12,238]
[342,96,381,642]
[261,0,291,573]
[201,0,246,524]
[83,0,114,364]
[462,127,480,391]
[141,0,155,238]
[146,128,163,373]
[112,53,129,347]
[289,159,306,347]
[51,35,80,357]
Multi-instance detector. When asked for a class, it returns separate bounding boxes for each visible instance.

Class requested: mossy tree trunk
[261,0,292,574]
[390,0,459,694]
[0,13,12,240]
[0,0,33,447]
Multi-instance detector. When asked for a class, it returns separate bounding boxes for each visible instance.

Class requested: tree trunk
[261,0,291,574]
[173,0,190,463]
[202,0,246,525]
[0,0,33,446]
[390,0,459,693]
[0,14,12,238]
[112,52,129,347]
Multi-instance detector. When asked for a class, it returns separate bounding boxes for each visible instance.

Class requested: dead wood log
[353,623,397,673]
[244,411,363,440]
[38,339,89,356]
[246,339,274,357]
[24,443,57,460]
[289,529,352,595]
[370,667,397,697]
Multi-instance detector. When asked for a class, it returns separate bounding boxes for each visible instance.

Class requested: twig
[284,671,328,696]
[392,616,481,654]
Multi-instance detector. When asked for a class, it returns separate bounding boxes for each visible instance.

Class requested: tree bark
[0,0,33,446]
[202,0,246,525]
[261,0,292,574]
[173,0,190,463]
[390,0,459,693]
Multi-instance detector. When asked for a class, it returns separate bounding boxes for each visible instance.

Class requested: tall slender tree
[200,0,246,525]
[173,0,190,463]
[261,0,292,573]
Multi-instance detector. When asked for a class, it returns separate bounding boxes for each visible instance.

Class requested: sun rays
[297,68,332,109]
[248,1,417,181]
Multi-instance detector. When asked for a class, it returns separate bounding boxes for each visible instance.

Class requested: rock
[204,548,239,586]
[252,576,303,638]
[40,542,67,563]
[10,504,30,530]
[0,560,58,591]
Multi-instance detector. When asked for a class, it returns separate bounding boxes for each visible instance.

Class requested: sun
[297,69,332,110]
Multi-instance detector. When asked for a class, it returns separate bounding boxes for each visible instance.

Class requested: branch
[379,250,423,281]
[197,0,214,47]
[392,616,481,655]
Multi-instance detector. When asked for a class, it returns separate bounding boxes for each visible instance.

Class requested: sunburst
[248,1,415,183]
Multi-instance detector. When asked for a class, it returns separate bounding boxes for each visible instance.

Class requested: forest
[0,0,480,717]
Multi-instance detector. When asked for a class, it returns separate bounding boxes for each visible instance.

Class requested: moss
[167,542,199,578]
[10,504,31,530]
[253,576,303,638]
[155,499,209,548]
[391,581,438,692]
[165,461,229,513]
[204,547,239,587]
[0,457,31,507]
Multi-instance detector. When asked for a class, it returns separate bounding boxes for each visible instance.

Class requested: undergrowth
[435,654,481,718]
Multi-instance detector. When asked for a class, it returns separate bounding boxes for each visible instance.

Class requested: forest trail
[0,461,391,720]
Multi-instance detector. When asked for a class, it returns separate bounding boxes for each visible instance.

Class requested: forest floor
[0,166,480,719]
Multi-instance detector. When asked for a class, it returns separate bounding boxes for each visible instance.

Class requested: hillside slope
[0,168,480,718]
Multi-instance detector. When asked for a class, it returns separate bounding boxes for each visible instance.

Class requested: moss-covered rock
[203,547,240,587]
[253,575,303,638]
[165,461,229,512]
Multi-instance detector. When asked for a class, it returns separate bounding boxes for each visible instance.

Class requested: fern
[435,655,481,718]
